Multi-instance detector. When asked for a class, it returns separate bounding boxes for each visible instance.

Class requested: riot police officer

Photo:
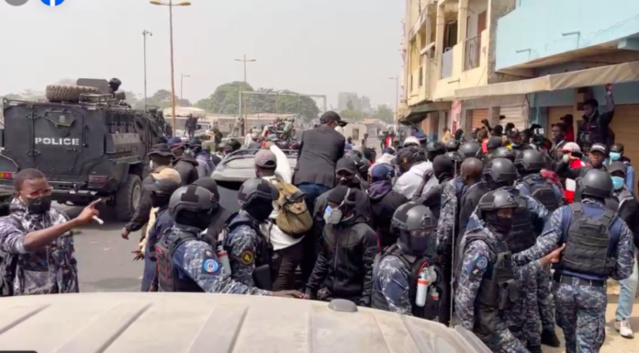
[224,178,280,290]
[155,185,302,297]
[371,203,443,319]
[514,148,563,347]
[426,141,446,162]
[458,141,482,160]
[493,147,517,163]
[514,169,635,353]
[455,189,564,353]
[445,139,460,153]
[467,158,550,352]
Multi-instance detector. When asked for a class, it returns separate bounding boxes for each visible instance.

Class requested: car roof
[212,149,297,183]
[0,293,489,353]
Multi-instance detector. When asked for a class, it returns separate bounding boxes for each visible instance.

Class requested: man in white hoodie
[370,147,396,172]
[392,145,438,199]
[254,143,304,291]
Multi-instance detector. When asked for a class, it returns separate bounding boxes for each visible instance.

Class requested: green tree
[373,104,394,123]
[340,109,364,122]
[195,81,254,114]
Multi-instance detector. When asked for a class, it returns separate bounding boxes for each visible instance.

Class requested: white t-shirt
[259,145,303,251]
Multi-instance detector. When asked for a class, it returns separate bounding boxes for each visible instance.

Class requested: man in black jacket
[304,185,378,306]
[367,164,407,249]
[121,144,181,240]
[168,137,199,185]
[293,111,346,211]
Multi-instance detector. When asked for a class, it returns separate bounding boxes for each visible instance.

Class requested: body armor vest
[459,230,518,341]
[226,212,275,290]
[156,229,204,292]
[503,196,534,254]
[521,175,560,212]
[560,203,617,277]
[371,244,442,320]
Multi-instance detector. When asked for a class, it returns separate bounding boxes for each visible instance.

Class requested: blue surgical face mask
[612,176,625,190]
[562,154,570,162]
[609,152,621,161]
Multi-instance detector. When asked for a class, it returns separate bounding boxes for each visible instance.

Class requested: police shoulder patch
[471,255,488,276]
[240,250,255,265]
[203,259,219,274]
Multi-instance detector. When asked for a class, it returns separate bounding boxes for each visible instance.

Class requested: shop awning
[454,60,639,99]
[400,101,451,125]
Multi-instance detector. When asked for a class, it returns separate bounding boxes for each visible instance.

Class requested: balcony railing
[440,49,453,79]
[464,35,481,71]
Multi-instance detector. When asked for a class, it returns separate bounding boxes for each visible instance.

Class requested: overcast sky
[0,0,404,108]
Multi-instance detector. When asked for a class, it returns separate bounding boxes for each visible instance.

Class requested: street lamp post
[150,0,191,134]
[180,73,190,101]
[234,54,256,84]
[142,30,152,110]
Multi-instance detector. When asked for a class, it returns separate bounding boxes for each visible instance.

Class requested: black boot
[541,328,560,347]
[527,344,542,353]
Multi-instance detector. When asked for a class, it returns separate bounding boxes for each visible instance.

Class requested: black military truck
[0,79,166,221]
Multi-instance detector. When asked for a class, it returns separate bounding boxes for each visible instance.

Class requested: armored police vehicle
[0,79,166,221]
[0,293,490,353]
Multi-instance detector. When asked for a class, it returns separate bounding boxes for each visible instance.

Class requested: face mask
[176,211,211,230]
[609,152,621,161]
[150,193,171,208]
[485,212,513,235]
[562,154,570,162]
[612,176,625,190]
[409,230,433,254]
[149,160,155,170]
[337,176,353,186]
[324,205,344,224]
[23,195,53,215]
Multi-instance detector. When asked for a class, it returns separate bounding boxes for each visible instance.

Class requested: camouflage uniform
[456,227,542,353]
[0,198,78,295]
[223,210,267,287]
[436,179,458,254]
[514,199,635,353]
[466,188,549,348]
[372,255,412,315]
[161,225,271,295]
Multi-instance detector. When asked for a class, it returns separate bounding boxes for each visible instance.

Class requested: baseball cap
[561,142,581,153]
[414,131,427,142]
[255,149,277,169]
[151,168,182,184]
[167,137,183,149]
[403,136,420,147]
[590,143,607,155]
[508,128,521,138]
[327,185,355,204]
[148,143,173,157]
[144,178,180,195]
[608,161,627,176]
[335,157,358,174]
[370,164,394,181]
[319,111,347,127]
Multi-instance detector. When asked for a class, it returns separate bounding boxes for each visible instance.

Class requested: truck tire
[45,84,101,103]
[114,174,142,222]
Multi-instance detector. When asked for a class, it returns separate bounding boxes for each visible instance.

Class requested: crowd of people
[0,89,637,353]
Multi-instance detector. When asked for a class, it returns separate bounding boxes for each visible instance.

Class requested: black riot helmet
[433,155,454,182]
[445,139,460,152]
[458,141,482,159]
[169,185,215,229]
[515,149,545,175]
[426,141,446,162]
[493,147,516,162]
[445,151,462,173]
[580,169,613,199]
[392,203,437,256]
[237,178,279,207]
[483,158,518,189]
[345,149,370,179]
[476,188,519,220]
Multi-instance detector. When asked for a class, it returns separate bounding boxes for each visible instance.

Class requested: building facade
[400,0,639,161]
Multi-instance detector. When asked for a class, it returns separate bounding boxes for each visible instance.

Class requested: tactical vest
[458,230,518,341]
[419,183,444,220]
[560,203,617,277]
[371,244,442,320]
[503,196,535,254]
[203,208,233,247]
[521,175,560,212]
[225,213,275,290]
[156,229,205,293]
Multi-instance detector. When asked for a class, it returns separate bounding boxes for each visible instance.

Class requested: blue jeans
[616,247,638,320]
[297,182,331,213]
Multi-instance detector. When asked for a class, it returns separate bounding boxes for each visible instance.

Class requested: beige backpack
[269,177,312,237]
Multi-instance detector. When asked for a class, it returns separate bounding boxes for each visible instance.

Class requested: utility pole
[180,73,190,101]
[234,54,256,84]
[142,30,153,110]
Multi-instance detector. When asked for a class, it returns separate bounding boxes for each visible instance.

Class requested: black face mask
[244,202,274,222]
[175,210,211,230]
[24,195,52,215]
[485,212,513,235]
[150,193,171,208]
